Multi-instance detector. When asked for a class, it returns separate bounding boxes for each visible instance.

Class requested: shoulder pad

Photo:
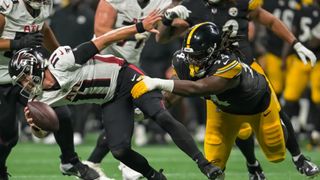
[0,0,13,15]
[248,0,263,10]
[49,46,76,70]
[172,50,186,65]
[212,53,242,78]
[171,50,200,81]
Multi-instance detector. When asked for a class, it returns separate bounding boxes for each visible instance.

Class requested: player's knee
[0,134,18,148]
[237,123,252,140]
[110,147,130,161]
[153,110,176,129]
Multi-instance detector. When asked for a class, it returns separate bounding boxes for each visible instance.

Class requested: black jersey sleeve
[208,53,242,79]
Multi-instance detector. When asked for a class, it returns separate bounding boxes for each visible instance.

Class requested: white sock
[247,160,259,167]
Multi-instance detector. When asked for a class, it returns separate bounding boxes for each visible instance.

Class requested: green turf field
[7,133,320,180]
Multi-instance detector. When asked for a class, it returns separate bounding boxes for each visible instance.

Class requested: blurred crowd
[17,0,320,151]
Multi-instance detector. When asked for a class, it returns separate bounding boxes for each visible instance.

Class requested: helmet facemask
[183,46,216,78]
[10,49,46,98]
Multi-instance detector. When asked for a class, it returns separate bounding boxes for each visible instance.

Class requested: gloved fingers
[307,52,317,67]
[298,53,308,65]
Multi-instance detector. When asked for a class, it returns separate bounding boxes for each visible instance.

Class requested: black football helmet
[24,0,50,9]
[182,22,221,68]
[9,48,47,97]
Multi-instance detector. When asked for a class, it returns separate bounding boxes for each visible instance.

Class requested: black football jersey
[182,0,263,65]
[172,50,270,115]
[263,0,297,56]
[293,4,320,59]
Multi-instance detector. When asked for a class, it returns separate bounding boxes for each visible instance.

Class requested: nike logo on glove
[131,74,137,81]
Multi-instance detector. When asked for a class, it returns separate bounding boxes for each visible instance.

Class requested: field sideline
[7,133,320,180]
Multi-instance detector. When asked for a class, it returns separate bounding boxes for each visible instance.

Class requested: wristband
[135,22,145,33]
[10,40,19,50]
[291,39,299,47]
[157,79,174,92]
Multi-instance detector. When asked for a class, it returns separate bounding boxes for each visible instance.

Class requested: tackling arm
[172,76,232,96]
[131,75,233,98]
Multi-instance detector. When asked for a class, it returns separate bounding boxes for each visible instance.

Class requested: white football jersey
[100,0,172,66]
[34,46,124,107]
[0,0,52,84]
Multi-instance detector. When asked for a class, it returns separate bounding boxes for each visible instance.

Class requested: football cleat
[247,161,266,180]
[198,162,224,180]
[293,155,320,177]
[82,161,115,180]
[60,161,99,180]
[118,162,143,180]
[148,169,166,180]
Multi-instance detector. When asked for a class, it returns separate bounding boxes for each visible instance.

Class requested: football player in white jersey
[85,1,186,179]
[0,0,99,179]
[9,11,224,180]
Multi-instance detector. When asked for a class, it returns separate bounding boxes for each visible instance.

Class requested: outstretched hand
[141,9,162,34]
[131,76,157,99]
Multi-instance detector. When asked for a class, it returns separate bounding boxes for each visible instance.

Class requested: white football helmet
[24,0,50,9]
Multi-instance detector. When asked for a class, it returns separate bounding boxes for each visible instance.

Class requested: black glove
[10,32,44,50]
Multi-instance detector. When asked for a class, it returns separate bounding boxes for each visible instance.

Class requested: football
[27,101,59,132]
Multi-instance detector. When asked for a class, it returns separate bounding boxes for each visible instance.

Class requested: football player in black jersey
[282,0,320,149]
[155,0,320,178]
[11,11,224,180]
[132,22,288,178]
[261,0,298,98]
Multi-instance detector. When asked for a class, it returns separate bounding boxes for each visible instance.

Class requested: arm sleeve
[72,41,99,65]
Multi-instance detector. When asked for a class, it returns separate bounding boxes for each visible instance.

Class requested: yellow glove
[131,75,174,99]
[131,76,149,99]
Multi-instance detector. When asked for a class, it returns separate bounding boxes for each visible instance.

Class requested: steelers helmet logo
[228,7,238,17]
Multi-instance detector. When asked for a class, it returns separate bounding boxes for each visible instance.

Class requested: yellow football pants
[261,53,285,95]
[204,97,286,169]
[284,55,320,103]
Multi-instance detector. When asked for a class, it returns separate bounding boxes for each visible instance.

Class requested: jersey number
[299,17,312,42]
[273,8,294,30]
